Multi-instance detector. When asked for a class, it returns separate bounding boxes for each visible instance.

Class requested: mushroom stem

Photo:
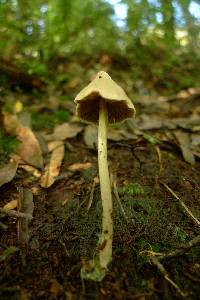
[98,98,113,269]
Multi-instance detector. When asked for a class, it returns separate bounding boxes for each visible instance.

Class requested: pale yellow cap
[74,71,136,124]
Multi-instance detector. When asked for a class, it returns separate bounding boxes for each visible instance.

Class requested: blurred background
[0,0,200,96]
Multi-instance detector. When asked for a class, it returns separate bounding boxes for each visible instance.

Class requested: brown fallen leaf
[174,131,195,165]
[84,124,98,149]
[0,158,19,187]
[16,126,43,169]
[3,112,21,135]
[19,165,41,178]
[48,140,64,152]
[108,128,137,141]
[44,122,83,141]
[50,279,63,296]
[3,200,18,210]
[84,124,137,148]
[18,111,32,128]
[191,134,200,151]
[40,142,65,188]
[17,188,34,249]
[136,115,164,130]
[67,162,92,171]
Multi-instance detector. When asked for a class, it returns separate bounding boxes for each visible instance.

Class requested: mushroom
[74,71,135,272]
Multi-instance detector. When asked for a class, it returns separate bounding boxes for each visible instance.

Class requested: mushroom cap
[74,71,136,124]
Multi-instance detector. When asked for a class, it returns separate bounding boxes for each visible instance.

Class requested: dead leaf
[48,140,64,152]
[20,165,41,178]
[174,131,195,165]
[108,128,137,141]
[137,115,163,130]
[18,111,32,128]
[3,200,18,210]
[16,126,43,169]
[40,142,65,188]
[50,279,63,296]
[3,112,21,135]
[44,122,83,141]
[67,162,92,171]
[84,124,98,149]
[191,134,200,150]
[17,188,34,249]
[0,158,19,187]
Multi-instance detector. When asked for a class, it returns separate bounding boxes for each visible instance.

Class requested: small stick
[0,208,33,220]
[140,234,200,262]
[162,183,200,227]
[111,173,129,222]
[87,177,98,211]
[155,145,163,175]
[158,234,200,261]
[150,256,187,297]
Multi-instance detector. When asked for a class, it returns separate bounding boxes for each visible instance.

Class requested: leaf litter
[40,141,65,188]
[0,76,200,299]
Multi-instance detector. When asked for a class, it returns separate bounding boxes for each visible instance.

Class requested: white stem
[98,99,113,269]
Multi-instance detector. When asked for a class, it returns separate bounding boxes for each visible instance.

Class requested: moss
[0,130,19,164]
[82,168,96,183]
[173,225,188,242]
[54,109,70,122]
[32,109,70,130]
[122,183,146,196]
[32,112,54,130]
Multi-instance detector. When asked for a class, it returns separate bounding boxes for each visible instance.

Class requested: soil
[1,131,200,300]
[0,72,200,300]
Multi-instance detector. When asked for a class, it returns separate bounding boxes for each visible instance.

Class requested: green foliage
[0,246,19,262]
[122,183,146,196]
[82,168,96,183]
[0,130,19,163]
[118,183,156,225]
[54,109,70,122]
[31,109,70,130]
[80,258,106,282]
[173,225,188,242]
[143,133,157,145]
[31,112,55,130]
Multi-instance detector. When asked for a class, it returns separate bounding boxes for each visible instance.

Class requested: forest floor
[0,61,200,300]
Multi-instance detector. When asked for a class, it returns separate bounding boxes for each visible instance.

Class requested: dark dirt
[1,131,200,299]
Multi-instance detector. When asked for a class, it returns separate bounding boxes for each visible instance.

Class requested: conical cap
[74,71,136,124]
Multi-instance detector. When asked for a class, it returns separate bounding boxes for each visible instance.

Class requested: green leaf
[0,246,19,262]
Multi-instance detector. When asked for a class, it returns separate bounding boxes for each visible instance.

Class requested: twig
[140,234,200,297]
[150,256,187,297]
[87,178,98,211]
[158,234,200,261]
[155,145,163,175]
[162,182,200,227]
[110,173,129,222]
[140,234,200,262]
[183,271,200,283]
[130,293,152,299]
[0,208,33,220]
